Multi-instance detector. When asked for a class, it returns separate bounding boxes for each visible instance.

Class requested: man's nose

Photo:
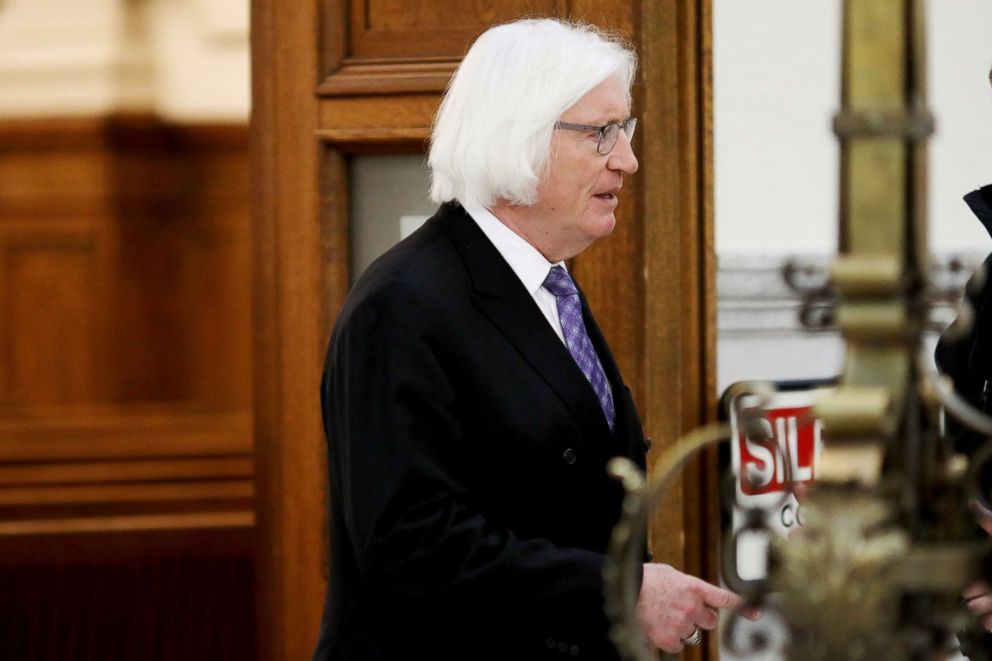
[608,130,638,174]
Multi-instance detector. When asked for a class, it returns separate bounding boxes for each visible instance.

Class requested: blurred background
[714,0,992,397]
[0,1,252,659]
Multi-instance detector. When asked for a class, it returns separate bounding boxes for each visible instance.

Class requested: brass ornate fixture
[605,1,992,658]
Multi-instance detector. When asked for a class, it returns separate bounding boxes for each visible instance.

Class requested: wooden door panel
[4,237,104,406]
[320,0,567,94]
[351,0,562,57]
[363,0,558,31]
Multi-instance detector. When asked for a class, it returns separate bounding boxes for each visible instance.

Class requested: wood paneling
[4,238,107,406]
[254,1,716,659]
[0,406,255,658]
[362,0,557,31]
[252,0,328,658]
[0,116,255,659]
[319,0,566,95]
[0,117,252,409]
[349,0,561,57]
[0,555,254,661]
[0,408,254,522]
[0,407,250,460]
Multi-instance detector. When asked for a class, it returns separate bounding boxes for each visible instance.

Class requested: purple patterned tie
[543,265,615,430]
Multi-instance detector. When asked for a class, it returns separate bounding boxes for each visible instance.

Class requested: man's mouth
[594,184,622,202]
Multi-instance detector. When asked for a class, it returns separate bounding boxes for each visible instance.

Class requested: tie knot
[543,265,578,298]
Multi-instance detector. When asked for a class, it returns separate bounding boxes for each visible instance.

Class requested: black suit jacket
[314,201,647,660]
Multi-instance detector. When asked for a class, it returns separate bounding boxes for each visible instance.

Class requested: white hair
[428,19,637,209]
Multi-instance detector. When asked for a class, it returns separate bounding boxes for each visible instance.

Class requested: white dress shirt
[463,204,567,345]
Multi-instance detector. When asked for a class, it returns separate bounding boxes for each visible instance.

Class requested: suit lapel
[436,203,613,443]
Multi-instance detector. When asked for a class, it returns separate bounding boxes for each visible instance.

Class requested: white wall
[715,0,992,396]
[715,0,992,257]
[0,0,249,122]
[930,0,992,252]
[714,0,841,255]
[0,0,140,116]
[145,0,250,122]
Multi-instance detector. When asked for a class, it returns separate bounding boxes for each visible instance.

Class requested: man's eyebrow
[590,115,629,125]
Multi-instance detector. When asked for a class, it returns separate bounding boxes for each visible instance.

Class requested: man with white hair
[314,18,754,660]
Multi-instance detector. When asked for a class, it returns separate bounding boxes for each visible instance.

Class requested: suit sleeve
[322,282,636,644]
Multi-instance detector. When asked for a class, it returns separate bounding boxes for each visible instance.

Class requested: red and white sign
[737,404,822,496]
[727,386,829,580]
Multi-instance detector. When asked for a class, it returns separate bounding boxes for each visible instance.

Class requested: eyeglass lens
[597,119,637,155]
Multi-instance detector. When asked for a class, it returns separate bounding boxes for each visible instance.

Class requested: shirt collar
[463,204,564,295]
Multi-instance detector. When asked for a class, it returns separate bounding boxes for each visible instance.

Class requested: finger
[969,500,992,535]
[697,607,719,630]
[965,594,992,618]
[741,606,763,621]
[963,582,991,600]
[701,583,744,611]
[981,612,992,632]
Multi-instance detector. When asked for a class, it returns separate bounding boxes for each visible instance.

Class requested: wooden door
[251,1,716,658]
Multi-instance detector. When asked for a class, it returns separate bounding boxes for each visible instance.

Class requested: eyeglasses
[553,117,638,155]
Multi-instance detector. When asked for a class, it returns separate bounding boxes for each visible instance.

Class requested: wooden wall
[0,116,254,660]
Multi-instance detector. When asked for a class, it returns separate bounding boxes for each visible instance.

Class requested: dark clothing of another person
[934,184,992,658]
[935,184,992,498]
[313,202,648,661]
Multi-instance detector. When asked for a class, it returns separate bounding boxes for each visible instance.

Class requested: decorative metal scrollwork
[604,1,992,658]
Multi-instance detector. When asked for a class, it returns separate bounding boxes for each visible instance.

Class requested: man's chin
[592,213,617,238]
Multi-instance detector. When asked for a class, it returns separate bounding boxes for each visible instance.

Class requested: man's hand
[963,581,992,631]
[636,563,761,653]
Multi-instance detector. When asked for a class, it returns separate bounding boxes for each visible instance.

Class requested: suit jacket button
[563,448,577,465]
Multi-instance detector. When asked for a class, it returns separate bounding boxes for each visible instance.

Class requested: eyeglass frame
[553,117,638,155]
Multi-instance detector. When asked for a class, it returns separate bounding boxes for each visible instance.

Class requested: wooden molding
[0,408,251,461]
[0,511,254,539]
[0,407,254,525]
[315,127,429,149]
[0,115,247,150]
[318,0,567,96]
[318,59,458,96]
[252,0,328,658]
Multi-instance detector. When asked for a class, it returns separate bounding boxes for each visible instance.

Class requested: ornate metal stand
[605,1,992,658]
